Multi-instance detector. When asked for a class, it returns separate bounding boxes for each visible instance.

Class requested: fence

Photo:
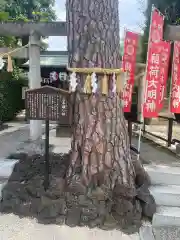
[143,115,180,146]
[128,115,180,155]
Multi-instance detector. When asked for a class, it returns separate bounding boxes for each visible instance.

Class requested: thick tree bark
[67,94,135,191]
[67,0,121,68]
[66,0,155,230]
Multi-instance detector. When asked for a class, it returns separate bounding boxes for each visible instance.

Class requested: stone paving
[0,122,57,159]
[132,137,180,166]
[0,124,29,159]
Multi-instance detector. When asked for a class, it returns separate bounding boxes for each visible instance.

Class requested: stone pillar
[28,32,42,140]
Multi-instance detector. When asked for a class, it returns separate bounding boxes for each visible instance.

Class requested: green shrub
[0,72,28,122]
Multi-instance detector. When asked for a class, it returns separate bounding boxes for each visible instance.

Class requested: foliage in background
[0,74,28,122]
[0,0,56,79]
[4,0,56,47]
[4,0,56,22]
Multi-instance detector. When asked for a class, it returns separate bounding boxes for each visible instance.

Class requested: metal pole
[137,75,146,160]
[44,119,50,190]
[137,123,142,161]
[169,42,175,111]
[167,118,173,147]
[128,120,132,145]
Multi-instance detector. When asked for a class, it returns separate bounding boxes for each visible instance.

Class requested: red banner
[170,42,180,113]
[143,8,164,118]
[149,9,164,46]
[122,31,139,112]
[158,41,171,110]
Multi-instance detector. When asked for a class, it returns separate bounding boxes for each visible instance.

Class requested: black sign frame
[25,86,72,190]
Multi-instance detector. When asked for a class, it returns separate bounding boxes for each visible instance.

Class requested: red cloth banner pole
[158,41,171,111]
[170,41,180,113]
[143,7,164,118]
[122,31,139,112]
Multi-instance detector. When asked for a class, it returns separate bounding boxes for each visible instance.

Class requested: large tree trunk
[65,0,155,231]
[67,0,121,68]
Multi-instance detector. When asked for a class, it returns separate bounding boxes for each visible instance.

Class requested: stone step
[139,222,155,240]
[0,158,18,200]
[0,178,8,200]
[153,207,180,240]
[0,159,19,178]
[145,164,180,186]
[153,206,180,227]
[149,185,180,207]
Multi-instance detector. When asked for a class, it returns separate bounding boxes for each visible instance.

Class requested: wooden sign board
[25,86,72,125]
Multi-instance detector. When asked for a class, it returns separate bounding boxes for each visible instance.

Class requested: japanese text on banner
[122,75,133,112]
[143,42,161,117]
[158,41,171,110]
[143,8,164,118]
[122,31,139,112]
[170,42,180,113]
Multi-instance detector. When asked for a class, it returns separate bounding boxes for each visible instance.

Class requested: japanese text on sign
[25,86,72,125]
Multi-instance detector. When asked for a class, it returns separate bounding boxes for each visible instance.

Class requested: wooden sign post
[25,86,72,190]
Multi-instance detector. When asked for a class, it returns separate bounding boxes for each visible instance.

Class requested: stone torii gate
[0,20,177,141]
[0,21,66,140]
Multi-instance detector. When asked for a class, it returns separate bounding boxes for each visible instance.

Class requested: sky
[48,0,146,50]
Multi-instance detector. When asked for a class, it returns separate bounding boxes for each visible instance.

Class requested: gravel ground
[0,124,56,159]
[0,126,30,158]
[0,214,139,240]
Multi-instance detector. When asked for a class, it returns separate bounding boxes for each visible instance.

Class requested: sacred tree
[0,0,155,231]
[64,0,155,230]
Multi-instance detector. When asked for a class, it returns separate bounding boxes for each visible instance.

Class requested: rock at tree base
[0,152,155,233]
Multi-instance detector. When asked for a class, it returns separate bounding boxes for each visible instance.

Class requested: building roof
[23,51,68,67]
